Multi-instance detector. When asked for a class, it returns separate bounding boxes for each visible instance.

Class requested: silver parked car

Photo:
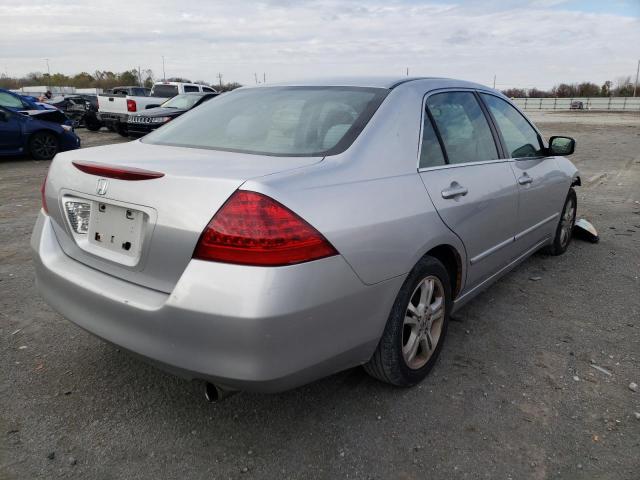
[32,77,579,398]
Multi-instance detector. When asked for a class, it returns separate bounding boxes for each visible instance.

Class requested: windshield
[143,86,388,156]
[151,84,179,98]
[161,94,204,110]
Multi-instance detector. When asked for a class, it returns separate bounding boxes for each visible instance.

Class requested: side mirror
[0,110,8,122]
[549,136,575,156]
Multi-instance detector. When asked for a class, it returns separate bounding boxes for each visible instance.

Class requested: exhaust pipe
[204,382,237,403]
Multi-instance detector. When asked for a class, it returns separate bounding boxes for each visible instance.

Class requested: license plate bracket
[87,202,144,260]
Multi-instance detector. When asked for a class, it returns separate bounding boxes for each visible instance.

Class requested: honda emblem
[96,178,108,196]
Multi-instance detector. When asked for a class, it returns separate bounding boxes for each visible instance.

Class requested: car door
[479,93,568,253]
[418,90,521,290]
[0,108,24,152]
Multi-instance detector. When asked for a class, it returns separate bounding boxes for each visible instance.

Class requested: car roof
[263,76,490,90]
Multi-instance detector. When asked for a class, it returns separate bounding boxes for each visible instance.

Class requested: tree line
[502,76,637,98]
[0,69,242,92]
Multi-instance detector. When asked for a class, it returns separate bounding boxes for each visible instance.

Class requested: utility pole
[493,74,496,89]
[634,59,640,97]
[406,67,409,76]
[217,72,223,89]
[263,72,266,84]
[162,56,166,80]
[44,58,51,89]
[254,73,258,84]
[138,66,142,87]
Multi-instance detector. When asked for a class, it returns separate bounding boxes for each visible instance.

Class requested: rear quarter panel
[243,83,467,288]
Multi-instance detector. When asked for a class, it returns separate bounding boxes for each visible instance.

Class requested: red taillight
[40,172,48,213]
[126,99,137,112]
[72,161,164,180]
[194,191,338,266]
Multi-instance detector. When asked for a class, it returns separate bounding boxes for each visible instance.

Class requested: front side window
[0,92,24,109]
[144,86,388,156]
[481,94,543,158]
[426,92,498,165]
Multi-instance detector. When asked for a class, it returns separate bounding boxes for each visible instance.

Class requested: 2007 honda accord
[32,77,580,398]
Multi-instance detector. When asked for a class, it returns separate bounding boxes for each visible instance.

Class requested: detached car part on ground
[33,77,581,399]
[0,106,80,160]
[127,92,218,137]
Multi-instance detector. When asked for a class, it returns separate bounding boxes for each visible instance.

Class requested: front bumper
[126,121,161,137]
[31,212,402,392]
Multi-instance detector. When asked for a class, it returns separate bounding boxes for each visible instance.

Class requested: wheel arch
[423,244,463,299]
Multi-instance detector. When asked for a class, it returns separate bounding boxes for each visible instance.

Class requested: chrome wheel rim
[402,276,445,370]
[559,197,575,247]
[33,134,57,158]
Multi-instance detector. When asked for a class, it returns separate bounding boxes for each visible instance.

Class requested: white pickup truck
[98,82,217,135]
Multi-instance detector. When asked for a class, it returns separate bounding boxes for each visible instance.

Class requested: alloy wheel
[32,134,58,159]
[402,276,445,370]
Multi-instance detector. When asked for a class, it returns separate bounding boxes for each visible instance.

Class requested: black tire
[116,124,129,137]
[364,256,452,387]
[29,131,59,160]
[85,119,102,131]
[543,188,577,256]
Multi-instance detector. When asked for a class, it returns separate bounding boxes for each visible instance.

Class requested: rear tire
[364,256,451,387]
[85,119,102,131]
[29,131,59,160]
[544,188,577,256]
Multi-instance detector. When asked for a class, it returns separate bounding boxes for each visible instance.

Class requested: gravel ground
[1,114,639,479]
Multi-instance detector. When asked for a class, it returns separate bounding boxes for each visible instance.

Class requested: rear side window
[481,94,544,158]
[151,85,179,98]
[419,113,446,168]
[184,85,200,93]
[426,92,498,165]
[202,87,215,93]
[143,86,388,156]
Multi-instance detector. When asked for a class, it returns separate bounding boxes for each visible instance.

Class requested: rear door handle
[441,182,468,199]
[518,173,533,185]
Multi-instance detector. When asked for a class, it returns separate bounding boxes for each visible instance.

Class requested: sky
[0,0,638,90]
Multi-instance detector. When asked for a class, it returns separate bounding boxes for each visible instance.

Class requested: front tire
[29,131,59,160]
[365,256,452,387]
[544,188,577,256]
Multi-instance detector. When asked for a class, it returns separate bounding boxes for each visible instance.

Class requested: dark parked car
[49,95,102,130]
[127,92,218,136]
[570,101,584,110]
[0,106,80,160]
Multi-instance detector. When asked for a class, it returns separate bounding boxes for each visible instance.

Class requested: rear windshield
[151,84,179,98]
[142,86,388,156]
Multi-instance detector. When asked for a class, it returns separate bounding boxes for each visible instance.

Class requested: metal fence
[513,97,640,111]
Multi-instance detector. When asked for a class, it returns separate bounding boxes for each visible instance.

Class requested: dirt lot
[1,114,639,479]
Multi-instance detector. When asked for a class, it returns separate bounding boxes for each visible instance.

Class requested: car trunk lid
[45,140,322,293]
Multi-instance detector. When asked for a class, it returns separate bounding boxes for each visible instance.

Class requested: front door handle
[518,173,533,185]
[441,182,468,199]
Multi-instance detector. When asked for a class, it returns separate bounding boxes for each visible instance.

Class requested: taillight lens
[40,172,48,213]
[194,191,338,266]
[126,99,137,112]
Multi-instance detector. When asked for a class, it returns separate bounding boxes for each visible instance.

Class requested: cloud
[0,0,638,89]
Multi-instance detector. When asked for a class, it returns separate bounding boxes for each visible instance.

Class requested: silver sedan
[32,77,579,398]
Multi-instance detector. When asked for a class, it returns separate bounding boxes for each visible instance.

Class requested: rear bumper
[97,112,128,127]
[31,212,402,392]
